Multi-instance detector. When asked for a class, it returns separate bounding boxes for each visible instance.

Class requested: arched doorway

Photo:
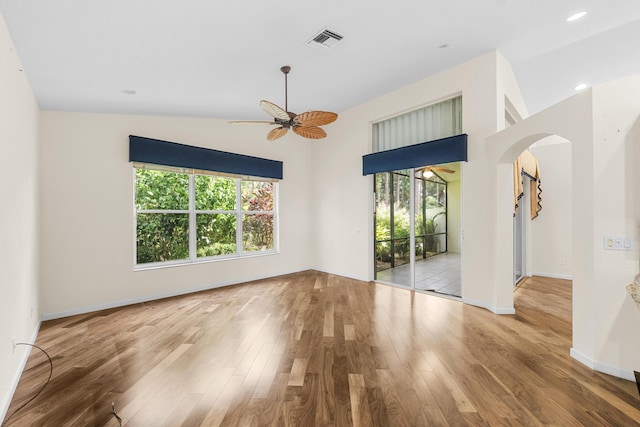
[486,90,593,351]
[511,137,572,287]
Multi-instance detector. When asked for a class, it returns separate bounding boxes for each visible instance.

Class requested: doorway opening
[374,162,462,297]
[513,172,533,286]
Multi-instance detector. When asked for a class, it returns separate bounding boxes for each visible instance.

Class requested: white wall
[0,13,40,420]
[590,75,640,377]
[530,139,573,279]
[311,51,528,313]
[491,54,532,310]
[447,178,462,254]
[38,112,314,317]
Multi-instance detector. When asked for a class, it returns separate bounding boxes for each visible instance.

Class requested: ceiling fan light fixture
[423,170,434,179]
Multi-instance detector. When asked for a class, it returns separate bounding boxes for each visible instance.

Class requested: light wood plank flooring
[4,272,640,426]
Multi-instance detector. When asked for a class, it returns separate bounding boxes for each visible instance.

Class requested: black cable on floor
[1,343,53,426]
[111,402,122,426]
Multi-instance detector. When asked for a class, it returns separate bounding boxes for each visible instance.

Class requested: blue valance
[362,134,467,175]
[129,135,283,180]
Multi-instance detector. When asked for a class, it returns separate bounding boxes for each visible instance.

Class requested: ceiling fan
[229,66,338,141]
[422,166,455,178]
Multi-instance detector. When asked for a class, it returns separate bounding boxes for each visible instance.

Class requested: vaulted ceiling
[1,0,639,120]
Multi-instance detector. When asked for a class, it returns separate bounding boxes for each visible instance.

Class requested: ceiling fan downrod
[281,65,290,113]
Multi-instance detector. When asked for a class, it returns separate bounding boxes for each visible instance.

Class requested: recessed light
[574,83,588,91]
[437,44,450,51]
[567,11,587,22]
[121,89,137,95]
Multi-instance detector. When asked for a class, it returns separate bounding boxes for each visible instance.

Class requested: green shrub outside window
[135,166,276,266]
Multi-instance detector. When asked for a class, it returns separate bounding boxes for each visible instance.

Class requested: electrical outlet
[604,236,634,251]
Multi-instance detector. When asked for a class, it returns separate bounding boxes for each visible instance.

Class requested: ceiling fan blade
[295,111,338,127]
[293,126,327,139]
[228,120,277,125]
[260,100,290,121]
[267,127,288,141]
[432,167,456,174]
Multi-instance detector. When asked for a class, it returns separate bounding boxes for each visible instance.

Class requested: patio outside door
[374,169,412,288]
[374,165,460,296]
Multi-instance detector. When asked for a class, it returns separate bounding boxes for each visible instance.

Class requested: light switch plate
[604,236,633,251]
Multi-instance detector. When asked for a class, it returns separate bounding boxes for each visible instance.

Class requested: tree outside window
[135,166,276,267]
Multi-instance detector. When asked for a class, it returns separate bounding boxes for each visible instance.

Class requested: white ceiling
[1,0,639,120]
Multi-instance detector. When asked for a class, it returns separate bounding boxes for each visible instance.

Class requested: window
[372,95,462,152]
[134,164,277,268]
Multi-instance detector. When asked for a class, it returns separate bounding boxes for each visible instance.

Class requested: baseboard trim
[41,268,308,321]
[311,268,371,284]
[570,347,635,382]
[495,307,517,315]
[42,266,530,321]
[1,322,41,424]
[531,272,573,280]
[462,298,515,315]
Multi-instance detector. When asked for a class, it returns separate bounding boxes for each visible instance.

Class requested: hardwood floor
[4,272,640,426]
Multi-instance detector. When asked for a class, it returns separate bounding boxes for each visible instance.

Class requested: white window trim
[133,166,279,271]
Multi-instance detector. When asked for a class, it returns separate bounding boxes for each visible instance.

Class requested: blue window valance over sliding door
[129,135,283,179]
[362,134,468,175]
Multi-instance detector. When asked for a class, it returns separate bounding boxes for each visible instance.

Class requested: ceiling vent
[307,28,343,50]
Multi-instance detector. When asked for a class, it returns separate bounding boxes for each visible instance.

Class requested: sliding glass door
[374,170,412,287]
[415,170,447,260]
[375,164,461,296]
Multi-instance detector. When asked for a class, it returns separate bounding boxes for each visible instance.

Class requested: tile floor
[375,252,461,297]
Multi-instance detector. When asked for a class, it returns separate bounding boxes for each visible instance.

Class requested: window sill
[134,250,279,272]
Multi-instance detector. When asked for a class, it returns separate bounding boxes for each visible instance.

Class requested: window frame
[133,163,279,270]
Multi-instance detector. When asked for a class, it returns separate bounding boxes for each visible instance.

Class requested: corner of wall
[0,11,42,422]
[570,347,636,382]
[496,50,530,122]
[0,323,41,423]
